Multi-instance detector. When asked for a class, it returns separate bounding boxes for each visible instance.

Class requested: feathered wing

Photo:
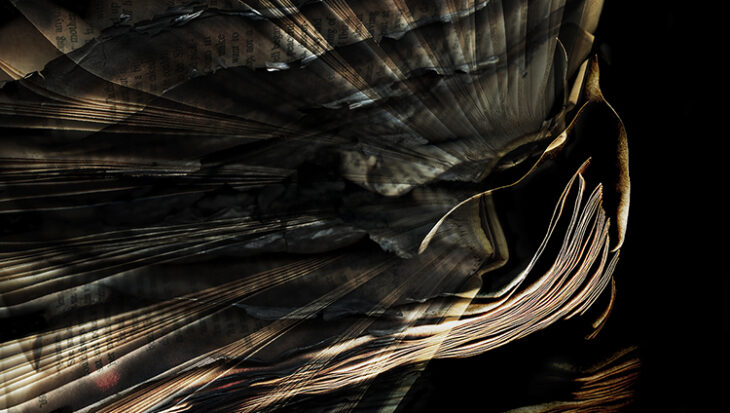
[0,0,630,411]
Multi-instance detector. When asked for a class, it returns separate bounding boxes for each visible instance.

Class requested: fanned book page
[0,0,632,412]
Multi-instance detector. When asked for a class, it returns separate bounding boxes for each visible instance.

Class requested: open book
[1,1,632,411]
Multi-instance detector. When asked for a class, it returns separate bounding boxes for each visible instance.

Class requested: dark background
[595,2,721,410]
[400,2,719,412]
[594,2,714,411]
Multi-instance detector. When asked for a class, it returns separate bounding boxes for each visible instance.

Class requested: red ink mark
[95,370,120,392]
